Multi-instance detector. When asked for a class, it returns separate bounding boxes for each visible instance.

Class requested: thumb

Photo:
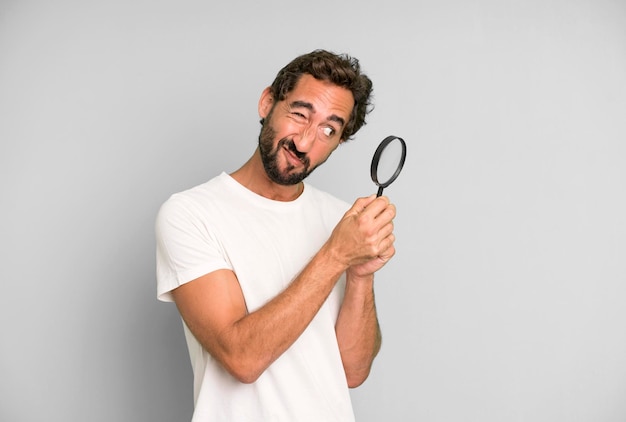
[352,194,377,212]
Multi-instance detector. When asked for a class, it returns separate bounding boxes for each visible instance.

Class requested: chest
[215,205,335,311]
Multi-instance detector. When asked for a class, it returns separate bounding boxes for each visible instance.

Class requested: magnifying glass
[370,135,407,197]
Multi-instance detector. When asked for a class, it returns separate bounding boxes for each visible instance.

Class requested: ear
[258,87,274,120]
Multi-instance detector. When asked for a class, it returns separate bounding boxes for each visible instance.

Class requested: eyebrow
[290,100,346,128]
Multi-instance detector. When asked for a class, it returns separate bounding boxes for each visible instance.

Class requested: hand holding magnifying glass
[370,135,407,197]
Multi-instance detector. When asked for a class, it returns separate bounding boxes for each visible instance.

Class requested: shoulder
[156,174,228,230]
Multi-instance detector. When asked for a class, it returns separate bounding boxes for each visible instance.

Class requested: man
[156,49,396,421]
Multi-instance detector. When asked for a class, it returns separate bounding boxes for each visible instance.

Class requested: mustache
[280,138,309,166]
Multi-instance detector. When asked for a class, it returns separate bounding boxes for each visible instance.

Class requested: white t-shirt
[156,172,355,421]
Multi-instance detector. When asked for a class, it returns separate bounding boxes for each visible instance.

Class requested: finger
[379,244,396,262]
[366,204,396,233]
[377,221,395,240]
[368,198,397,221]
[375,203,396,222]
[359,196,390,220]
[348,195,377,216]
[377,234,396,260]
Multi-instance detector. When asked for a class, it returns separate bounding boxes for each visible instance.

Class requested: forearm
[335,272,382,388]
[221,244,348,382]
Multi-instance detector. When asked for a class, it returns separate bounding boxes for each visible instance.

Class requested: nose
[293,124,316,153]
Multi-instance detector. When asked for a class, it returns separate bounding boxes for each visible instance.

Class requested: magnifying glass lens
[370,136,407,197]
[376,140,404,184]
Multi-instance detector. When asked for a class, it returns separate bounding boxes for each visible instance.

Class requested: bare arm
[335,199,396,387]
[335,273,382,387]
[171,195,396,384]
[172,246,346,384]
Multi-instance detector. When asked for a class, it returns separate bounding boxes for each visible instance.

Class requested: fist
[329,195,396,272]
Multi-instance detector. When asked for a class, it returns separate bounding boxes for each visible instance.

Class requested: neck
[230,148,304,202]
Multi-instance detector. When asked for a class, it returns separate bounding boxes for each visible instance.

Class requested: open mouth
[280,140,309,169]
[283,144,304,166]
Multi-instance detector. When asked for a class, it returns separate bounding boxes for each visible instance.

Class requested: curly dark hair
[266,49,374,142]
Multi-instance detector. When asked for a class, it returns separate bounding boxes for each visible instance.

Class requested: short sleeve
[155,195,231,302]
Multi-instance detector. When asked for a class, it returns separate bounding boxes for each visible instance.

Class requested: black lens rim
[370,135,407,188]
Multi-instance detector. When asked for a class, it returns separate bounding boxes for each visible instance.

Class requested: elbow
[221,355,269,384]
[346,368,371,388]
[200,335,273,384]
[348,379,365,388]
[231,372,261,385]
[229,366,263,384]
[343,343,379,388]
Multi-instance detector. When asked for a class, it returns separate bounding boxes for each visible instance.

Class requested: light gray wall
[2,1,625,421]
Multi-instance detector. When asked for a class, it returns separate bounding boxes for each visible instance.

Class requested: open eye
[321,126,335,138]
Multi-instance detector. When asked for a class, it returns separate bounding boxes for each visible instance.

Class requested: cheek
[309,144,336,165]
[273,115,299,133]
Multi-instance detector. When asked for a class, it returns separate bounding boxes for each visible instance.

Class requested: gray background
[2,0,625,421]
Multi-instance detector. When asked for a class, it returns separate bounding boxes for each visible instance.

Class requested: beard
[258,118,315,186]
